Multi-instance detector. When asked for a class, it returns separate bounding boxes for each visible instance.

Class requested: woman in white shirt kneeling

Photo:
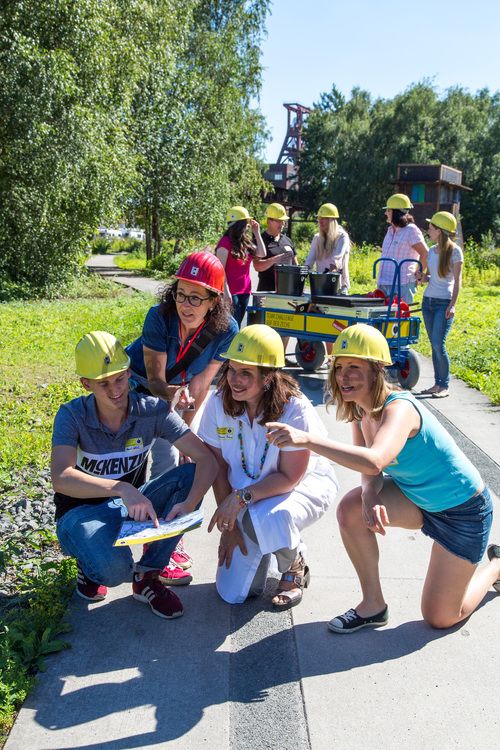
[198,324,338,607]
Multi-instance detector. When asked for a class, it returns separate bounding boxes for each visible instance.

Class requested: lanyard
[176,320,206,385]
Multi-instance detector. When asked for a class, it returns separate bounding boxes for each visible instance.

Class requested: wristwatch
[236,488,253,508]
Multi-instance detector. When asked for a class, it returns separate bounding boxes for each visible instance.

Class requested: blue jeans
[379,281,416,304]
[231,293,250,327]
[422,296,453,388]
[56,464,196,585]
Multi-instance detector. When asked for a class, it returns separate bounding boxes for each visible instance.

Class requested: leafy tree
[0,0,270,294]
[129,0,270,258]
[298,82,500,244]
[0,0,145,297]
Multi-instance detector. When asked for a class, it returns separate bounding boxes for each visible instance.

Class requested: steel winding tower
[264,102,311,206]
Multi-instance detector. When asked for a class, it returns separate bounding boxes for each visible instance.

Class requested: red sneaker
[159,562,193,586]
[132,572,183,619]
[170,539,193,570]
[76,563,107,602]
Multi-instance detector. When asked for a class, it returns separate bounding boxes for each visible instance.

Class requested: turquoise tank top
[382,392,482,512]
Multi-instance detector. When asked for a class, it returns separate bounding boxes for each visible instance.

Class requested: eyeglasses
[174,291,211,307]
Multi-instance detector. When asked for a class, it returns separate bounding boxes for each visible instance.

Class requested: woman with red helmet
[127,251,238,453]
[126,251,238,583]
[215,206,266,326]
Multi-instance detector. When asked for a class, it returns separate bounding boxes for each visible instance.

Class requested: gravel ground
[0,468,63,613]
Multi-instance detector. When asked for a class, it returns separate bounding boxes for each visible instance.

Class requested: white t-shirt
[305,228,350,292]
[198,392,327,490]
[423,244,463,299]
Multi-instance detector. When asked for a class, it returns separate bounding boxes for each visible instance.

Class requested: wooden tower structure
[394,163,471,244]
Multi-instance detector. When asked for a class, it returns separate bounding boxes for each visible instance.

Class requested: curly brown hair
[217,362,302,424]
[158,281,233,334]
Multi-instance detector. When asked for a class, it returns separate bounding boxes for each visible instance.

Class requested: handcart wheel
[396,349,420,389]
[295,339,327,372]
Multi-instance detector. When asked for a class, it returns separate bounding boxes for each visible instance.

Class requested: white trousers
[216,459,338,604]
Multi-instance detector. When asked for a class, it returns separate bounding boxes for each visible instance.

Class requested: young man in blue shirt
[51,331,217,619]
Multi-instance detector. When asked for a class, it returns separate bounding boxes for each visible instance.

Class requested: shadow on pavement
[32,579,481,750]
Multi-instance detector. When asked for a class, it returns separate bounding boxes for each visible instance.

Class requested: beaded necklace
[238,419,269,480]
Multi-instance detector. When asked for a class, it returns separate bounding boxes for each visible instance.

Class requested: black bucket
[309,272,341,299]
[274,265,309,296]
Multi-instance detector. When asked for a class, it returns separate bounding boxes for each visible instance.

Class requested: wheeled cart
[247,259,422,388]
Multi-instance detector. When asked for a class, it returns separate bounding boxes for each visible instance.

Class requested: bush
[90,237,113,254]
[292,221,316,245]
[145,239,211,277]
[464,236,500,270]
[147,251,187,277]
[110,238,145,254]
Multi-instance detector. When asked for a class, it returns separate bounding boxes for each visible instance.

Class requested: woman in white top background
[305,203,351,294]
[419,211,463,398]
[198,324,338,608]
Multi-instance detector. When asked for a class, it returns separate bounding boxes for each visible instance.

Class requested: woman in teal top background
[266,324,499,634]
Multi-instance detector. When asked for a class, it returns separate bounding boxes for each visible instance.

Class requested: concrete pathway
[86,253,164,295]
[6,256,499,749]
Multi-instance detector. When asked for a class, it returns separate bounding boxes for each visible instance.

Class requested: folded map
[113,509,203,547]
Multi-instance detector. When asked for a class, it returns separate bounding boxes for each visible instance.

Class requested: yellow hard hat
[221,324,285,367]
[317,203,339,219]
[266,203,289,221]
[226,206,252,225]
[384,193,413,210]
[426,211,457,235]
[332,324,392,365]
[75,331,130,380]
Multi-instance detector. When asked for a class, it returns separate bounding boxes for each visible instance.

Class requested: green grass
[414,285,500,403]
[113,249,148,271]
[0,283,152,478]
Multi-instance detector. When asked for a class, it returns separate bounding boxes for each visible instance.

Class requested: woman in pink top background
[216,206,266,326]
[377,193,428,303]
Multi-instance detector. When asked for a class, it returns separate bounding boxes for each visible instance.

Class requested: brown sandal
[272,557,310,611]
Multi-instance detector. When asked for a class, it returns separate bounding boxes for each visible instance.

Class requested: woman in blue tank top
[266,323,499,633]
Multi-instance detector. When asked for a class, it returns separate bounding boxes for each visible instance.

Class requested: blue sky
[258,0,500,162]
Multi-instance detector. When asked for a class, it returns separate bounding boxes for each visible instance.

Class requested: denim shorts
[421,487,493,564]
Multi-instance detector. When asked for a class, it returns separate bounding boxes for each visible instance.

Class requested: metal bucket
[309,272,340,299]
[274,265,309,296]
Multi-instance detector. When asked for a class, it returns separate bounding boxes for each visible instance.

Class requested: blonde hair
[325,360,397,422]
[316,219,341,263]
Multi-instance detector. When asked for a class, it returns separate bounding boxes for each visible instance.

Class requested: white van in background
[96,226,144,240]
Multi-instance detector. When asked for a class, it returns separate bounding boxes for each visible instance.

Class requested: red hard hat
[175,251,225,294]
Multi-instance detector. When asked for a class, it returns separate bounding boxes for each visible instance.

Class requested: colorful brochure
[113,509,203,547]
